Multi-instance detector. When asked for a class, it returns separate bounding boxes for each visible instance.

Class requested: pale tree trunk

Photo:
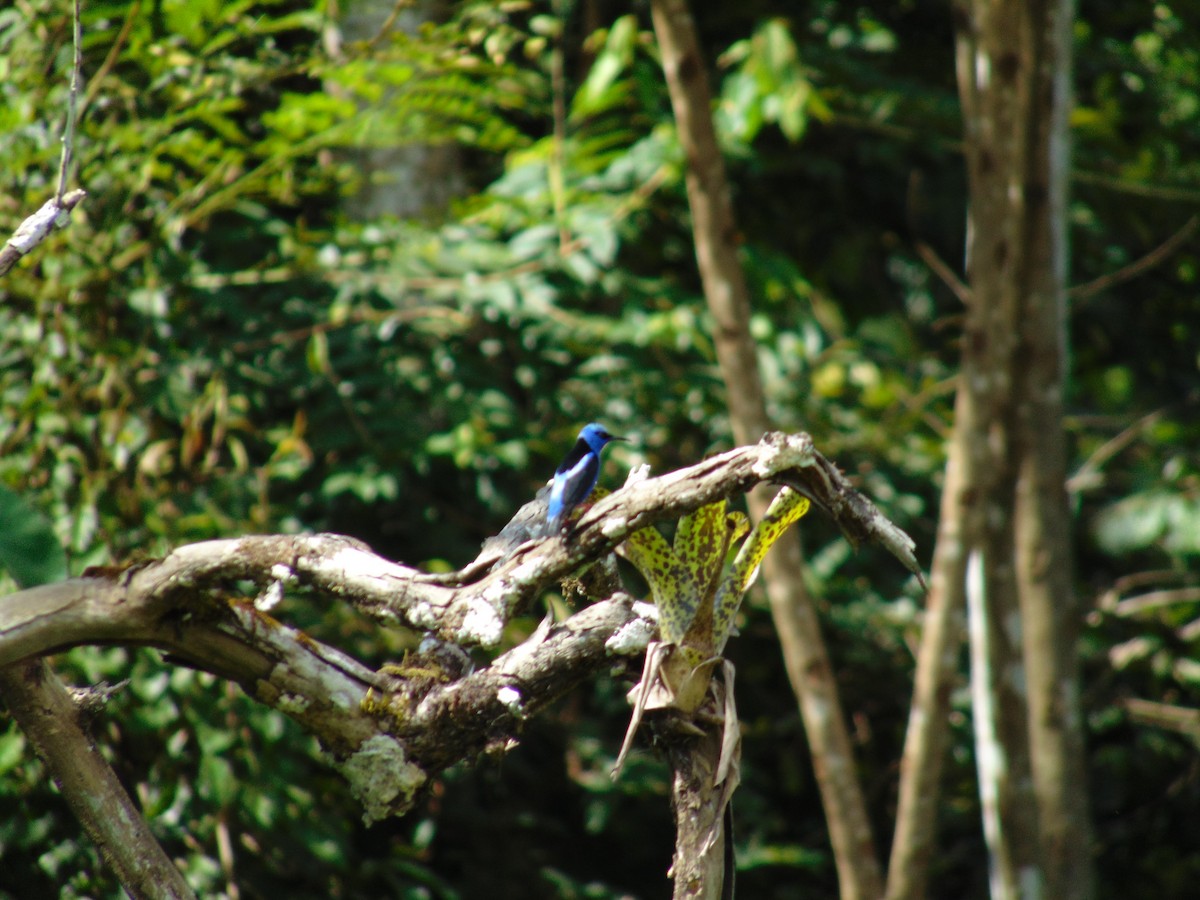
[887,0,1093,897]
[327,0,464,221]
[649,1,884,897]
[885,445,968,899]
[1008,2,1095,896]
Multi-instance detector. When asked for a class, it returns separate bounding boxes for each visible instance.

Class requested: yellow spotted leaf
[620,524,697,645]
[674,500,729,596]
[713,488,811,646]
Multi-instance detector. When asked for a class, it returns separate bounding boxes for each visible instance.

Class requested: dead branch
[0,660,198,900]
[0,432,919,830]
[0,0,87,277]
[0,189,89,277]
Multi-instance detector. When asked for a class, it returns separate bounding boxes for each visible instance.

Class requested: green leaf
[0,485,67,588]
[714,488,810,645]
[0,728,27,777]
[674,499,728,594]
[572,14,638,119]
[1094,491,1200,556]
[621,523,697,644]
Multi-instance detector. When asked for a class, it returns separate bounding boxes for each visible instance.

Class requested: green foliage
[0,485,67,589]
[718,19,831,146]
[1094,489,1200,557]
[2,0,1200,896]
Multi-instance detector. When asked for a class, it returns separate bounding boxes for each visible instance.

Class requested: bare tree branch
[0,660,198,900]
[0,0,86,277]
[1,432,919,836]
[0,189,88,277]
[1120,698,1200,745]
[1068,215,1198,303]
[914,239,973,306]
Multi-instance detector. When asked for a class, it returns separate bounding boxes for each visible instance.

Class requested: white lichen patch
[255,579,285,612]
[339,734,427,825]
[631,600,658,620]
[269,562,296,584]
[752,432,814,479]
[606,614,657,655]
[600,517,631,539]
[459,602,504,647]
[325,544,406,586]
[407,600,441,631]
[497,685,524,716]
[623,463,652,486]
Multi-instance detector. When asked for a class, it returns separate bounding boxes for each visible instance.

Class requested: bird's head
[579,422,626,452]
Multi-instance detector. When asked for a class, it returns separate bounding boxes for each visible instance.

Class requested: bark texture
[0,660,198,900]
[1,434,920,852]
[888,1,1093,897]
[649,2,885,897]
[665,724,729,900]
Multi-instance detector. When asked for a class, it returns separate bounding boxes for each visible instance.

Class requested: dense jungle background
[2,0,1199,897]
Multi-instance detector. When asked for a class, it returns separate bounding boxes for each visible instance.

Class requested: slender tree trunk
[665,723,730,900]
[649,1,883,897]
[888,1,1093,897]
[885,443,968,900]
[1009,2,1096,897]
[327,0,464,221]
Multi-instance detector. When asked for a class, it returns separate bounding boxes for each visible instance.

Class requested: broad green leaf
[1094,491,1200,557]
[674,499,728,594]
[713,488,810,645]
[0,485,67,588]
[621,524,696,644]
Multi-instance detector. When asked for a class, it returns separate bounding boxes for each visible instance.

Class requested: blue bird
[546,423,626,534]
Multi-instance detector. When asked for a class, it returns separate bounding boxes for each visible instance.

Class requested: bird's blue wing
[547,452,601,532]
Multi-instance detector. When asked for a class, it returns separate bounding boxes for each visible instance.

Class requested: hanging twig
[0,0,87,277]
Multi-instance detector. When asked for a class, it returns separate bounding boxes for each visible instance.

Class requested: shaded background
[2,0,1198,896]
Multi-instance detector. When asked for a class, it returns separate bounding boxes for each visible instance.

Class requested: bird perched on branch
[546,423,626,535]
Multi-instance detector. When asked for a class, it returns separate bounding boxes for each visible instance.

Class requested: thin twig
[365,0,418,50]
[81,0,142,119]
[1068,215,1199,303]
[915,239,972,305]
[1066,405,1166,494]
[908,172,972,305]
[0,0,87,277]
[1121,697,1200,743]
[1112,587,1200,619]
[0,189,88,276]
[1072,170,1200,204]
[57,0,83,205]
[1066,391,1198,494]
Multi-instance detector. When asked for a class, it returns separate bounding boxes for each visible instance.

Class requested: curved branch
[0,432,919,825]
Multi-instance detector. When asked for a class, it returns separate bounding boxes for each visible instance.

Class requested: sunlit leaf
[621,524,697,644]
[714,488,810,645]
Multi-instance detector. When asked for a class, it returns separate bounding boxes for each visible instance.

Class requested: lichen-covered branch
[0,432,919,831]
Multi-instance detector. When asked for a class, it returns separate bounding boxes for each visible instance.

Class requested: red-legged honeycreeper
[546,423,626,534]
